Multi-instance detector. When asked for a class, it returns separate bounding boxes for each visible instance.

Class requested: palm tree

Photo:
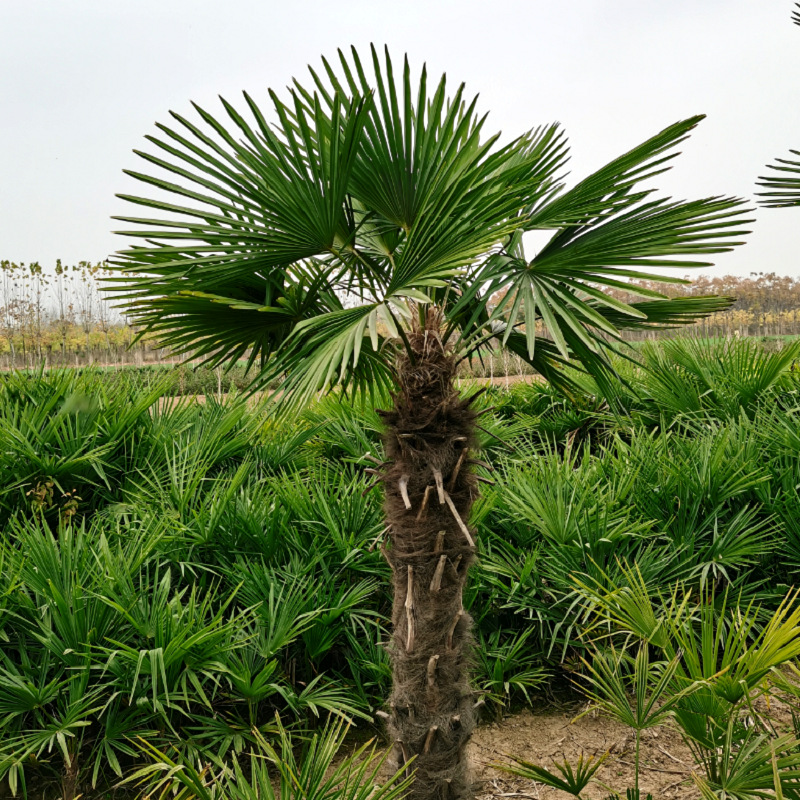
[108,46,751,800]
[757,3,800,207]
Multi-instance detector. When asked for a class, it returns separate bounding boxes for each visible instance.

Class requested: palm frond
[758,3,799,207]
[301,46,568,293]
[497,751,608,797]
[114,89,370,273]
[470,194,748,362]
[527,116,707,228]
[260,303,397,410]
[108,88,372,370]
[757,149,800,208]
[109,49,749,403]
[596,295,735,330]
[447,116,750,380]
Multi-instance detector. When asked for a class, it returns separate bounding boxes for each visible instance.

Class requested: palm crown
[110,46,751,403]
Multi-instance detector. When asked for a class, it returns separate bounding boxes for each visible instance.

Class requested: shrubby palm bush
[628,337,800,426]
[1,339,800,797]
[127,717,412,800]
[0,368,166,522]
[0,378,394,783]
[0,374,390,796]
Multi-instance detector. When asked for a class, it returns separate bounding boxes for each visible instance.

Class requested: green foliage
[1,337,800,795]
[126,716,412,800]
[758,147,800,208]
[571,579,800,799]
[497,750,608,798]
[630,337,800,424]
[109,46,751,410]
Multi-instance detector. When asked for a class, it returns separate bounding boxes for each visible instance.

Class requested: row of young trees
[3,258,800,371]
[0,260,175,368]
[610,272,800,339]
[3,259,800,369]
[0,261,116,366]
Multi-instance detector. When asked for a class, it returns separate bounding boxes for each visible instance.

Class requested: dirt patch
[466,692,797,800]
[471,706,694,799]
[3,697,796,800]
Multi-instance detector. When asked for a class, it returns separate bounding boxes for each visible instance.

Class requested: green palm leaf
[757,149,800,208]
[108,47,750,402]
[527,116,708,228]
[757,7,799,208]
[594,295,735,330]
[497,751,608,797]
[266,303,396,409]
[115,90,370,272]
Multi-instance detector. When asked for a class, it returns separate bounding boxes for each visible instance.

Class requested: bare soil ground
[3,697,796,800]
[471,706,695,799]
[468,692,796,800]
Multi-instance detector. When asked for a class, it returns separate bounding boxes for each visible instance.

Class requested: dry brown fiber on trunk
[373,313,484,800]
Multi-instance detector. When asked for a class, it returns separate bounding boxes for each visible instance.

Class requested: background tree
[0,261,22,365]
[108,47,751,800]
[76,261,100,363]
[53,259,77,360]
[14,262,48,365]
[92,263,116,354]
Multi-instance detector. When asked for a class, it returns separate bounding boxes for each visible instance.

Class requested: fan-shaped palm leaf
[757,7,799,208]
[758,149,800,208]
[108,46,750,405]
[108,46,752,800]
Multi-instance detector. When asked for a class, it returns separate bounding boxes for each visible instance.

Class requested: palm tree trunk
[377,313,480,800]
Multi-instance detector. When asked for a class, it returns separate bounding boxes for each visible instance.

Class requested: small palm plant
[497,750,609,799]
[108,46,751,800]
[126,716,411,800]
[574,568,800,799]
[575,643,695,800]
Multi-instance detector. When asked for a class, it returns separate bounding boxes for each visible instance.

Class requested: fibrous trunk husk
[377,312,480,800]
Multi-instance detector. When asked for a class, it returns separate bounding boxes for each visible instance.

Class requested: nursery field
[2,336,800,799]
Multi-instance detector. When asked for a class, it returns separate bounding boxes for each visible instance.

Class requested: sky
[1,0,799,280]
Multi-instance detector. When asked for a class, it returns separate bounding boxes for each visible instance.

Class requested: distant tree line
[0,260,172,368]
[2,261,799,369]
[609,272,800,339]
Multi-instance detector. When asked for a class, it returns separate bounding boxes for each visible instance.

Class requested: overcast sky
[2,0,799,279]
